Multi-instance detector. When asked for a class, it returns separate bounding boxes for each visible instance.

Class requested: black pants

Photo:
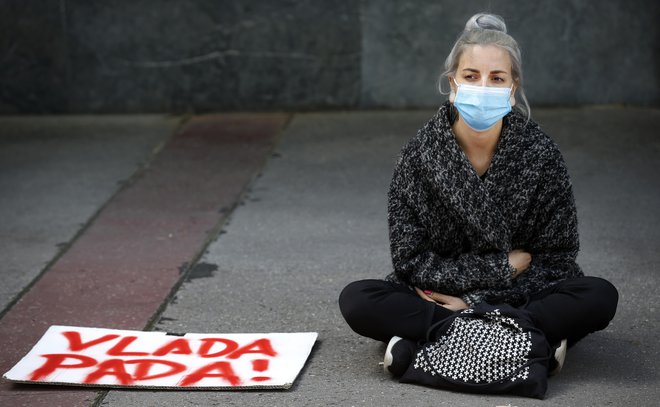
[338,277,618,346]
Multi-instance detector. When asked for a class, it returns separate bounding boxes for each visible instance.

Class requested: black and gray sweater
[386,102,583,306]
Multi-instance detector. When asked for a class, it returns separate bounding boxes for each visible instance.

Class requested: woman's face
[451,44,514,89]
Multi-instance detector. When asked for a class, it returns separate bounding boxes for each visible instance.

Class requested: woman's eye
[492,77,504,82]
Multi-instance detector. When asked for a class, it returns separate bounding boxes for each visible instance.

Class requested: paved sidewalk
[0,113,288,406]
[0,115,178,315]
[1,108,659,406]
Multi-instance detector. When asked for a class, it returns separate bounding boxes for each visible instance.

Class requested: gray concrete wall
[1,0,657,113]
[362,0,660,108]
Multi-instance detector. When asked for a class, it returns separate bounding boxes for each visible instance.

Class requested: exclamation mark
[251,359,271,382]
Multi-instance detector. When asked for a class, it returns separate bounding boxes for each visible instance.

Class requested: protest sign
[4,325,317,389]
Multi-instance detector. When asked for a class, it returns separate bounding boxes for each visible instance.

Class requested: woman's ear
[509,84,517,107]
[449,77,456,103]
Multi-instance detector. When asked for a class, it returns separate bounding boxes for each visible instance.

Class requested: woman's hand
[508,249,532,278]
[415,287,468,311]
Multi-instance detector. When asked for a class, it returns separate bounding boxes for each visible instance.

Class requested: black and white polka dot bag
[400,302,552,399]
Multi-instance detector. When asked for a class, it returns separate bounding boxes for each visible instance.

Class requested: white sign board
[4,326,317,389]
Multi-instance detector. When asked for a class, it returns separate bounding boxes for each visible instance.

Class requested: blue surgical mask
[452,79,512,132]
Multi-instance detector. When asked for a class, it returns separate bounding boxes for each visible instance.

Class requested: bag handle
[426,304,548,341]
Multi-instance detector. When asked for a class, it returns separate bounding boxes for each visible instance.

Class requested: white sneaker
[550,339,567,376]
[383,336,402,374]
[383,336,416,377]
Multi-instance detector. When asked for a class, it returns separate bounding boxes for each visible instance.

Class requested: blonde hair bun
[464,13,507,33]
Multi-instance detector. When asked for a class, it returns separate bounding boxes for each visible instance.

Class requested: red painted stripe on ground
[0,113,288,406]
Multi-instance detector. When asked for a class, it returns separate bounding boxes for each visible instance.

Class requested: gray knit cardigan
[386,103,583,306]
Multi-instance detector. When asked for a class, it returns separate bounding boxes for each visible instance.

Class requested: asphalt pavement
[0,107,658,406]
